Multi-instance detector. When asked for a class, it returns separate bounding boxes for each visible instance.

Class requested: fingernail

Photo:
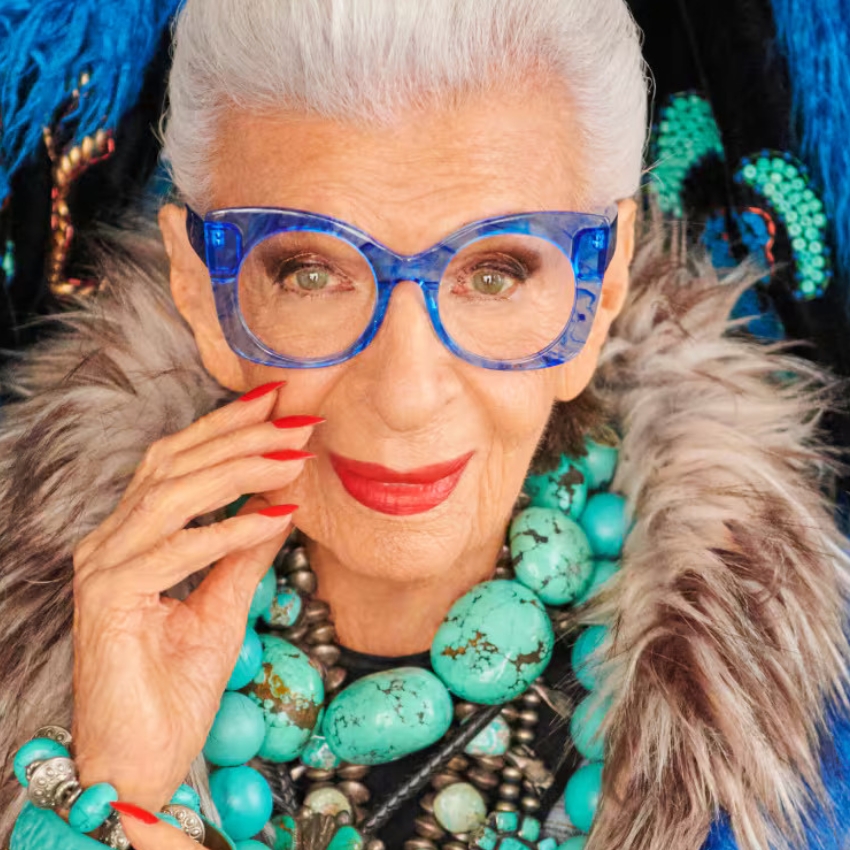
[239,381,286,402]
[272,415,326,429]
[110,801,159,825]
[262,449,316,461]
[257,504,299,517]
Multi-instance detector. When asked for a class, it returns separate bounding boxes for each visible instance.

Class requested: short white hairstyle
[163,0,649,210]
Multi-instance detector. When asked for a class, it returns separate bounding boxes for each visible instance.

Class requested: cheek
[481,371,557,455]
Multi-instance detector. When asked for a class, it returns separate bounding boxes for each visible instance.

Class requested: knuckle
[138,439,173,481]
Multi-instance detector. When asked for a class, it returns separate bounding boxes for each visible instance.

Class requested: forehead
[210,80,588,254]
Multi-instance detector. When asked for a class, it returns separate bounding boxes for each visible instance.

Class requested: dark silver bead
[336,763,370,781]
[519,710,539,726]
[309,643,341,667]
[494,800,518,813]
[336,780,370,805]
[283,547,310,574]
[306,623,337,645]
[284,623,310,643]
[418,792,435,814]
[446,755,469,773]
[161,805,206,844]
[466,766,499,790]
[364,840,385,850]
[453,703,477,721]
[306,768,337,782]
[501,765,523,783]
[413,813,446,840]
[33,726,72,747]
[497,782,521,801]
[54,777,82,810]
[101,814,131,850]
[304,599,331,623]
[443,842,467,850]
[429,772,461,791]
[512,728,536,745]
[27,757,77,809]
[403,839,438,850]
[521,690,542,707]
[500,705,519,722]
[493,565,513,580]
[287,569,318,594]
[472,755,505,772]
[520,795,542,813]
[289,764,308,782]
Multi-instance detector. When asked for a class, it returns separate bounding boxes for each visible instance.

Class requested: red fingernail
[272,415,326,429]
[257,504,299,517]
[262,449,316,461]
[110,801,159,825]
[239,381,286,402]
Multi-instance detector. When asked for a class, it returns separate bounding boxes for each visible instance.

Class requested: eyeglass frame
[185,204,619,371]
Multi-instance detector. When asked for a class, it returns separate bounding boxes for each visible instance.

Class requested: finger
[117,808,201,850]
[82,452,310,573]
[76,506,296,599]
[75,383,286,566]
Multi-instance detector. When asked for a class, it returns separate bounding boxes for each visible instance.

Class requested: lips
[330,451,474,516]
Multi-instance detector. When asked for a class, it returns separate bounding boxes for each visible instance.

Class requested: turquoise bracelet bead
[170,783,201,812]
[523,454,588,519]
[204,691,266,766]
[564,762,603,834]
[68,782,118,833]
[581,439,618,490]
[495,812,519,832]
[12,804,108,850]
[209,765,273,842]
[249,567,277,620]
[510,508,594,605]
[227,626,264,691]
[538,840,558,850]
[574,560,619,605]
[300,733,342,769]
[431,580,554,704]
[579,493,627,559]
[558,838,588,850]
[13,738,70,787]
[570,693,611,761]
[464,713,511,757]
[518,816,541,841]
[323,667,452,764]
[236,842,271,850]
[262,588,303,629]
[246,634,324,762]
[571,625,609,691]
[433,782,487,833]
[326,825,364,850]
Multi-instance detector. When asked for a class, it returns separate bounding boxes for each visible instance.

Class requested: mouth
[329,451,475,516]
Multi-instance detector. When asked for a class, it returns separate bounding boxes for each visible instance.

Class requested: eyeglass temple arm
[185,206,206,263]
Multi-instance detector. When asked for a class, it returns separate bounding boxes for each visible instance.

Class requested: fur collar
[0,219,847,849]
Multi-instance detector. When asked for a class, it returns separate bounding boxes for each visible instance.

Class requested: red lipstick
[330,452,474,516]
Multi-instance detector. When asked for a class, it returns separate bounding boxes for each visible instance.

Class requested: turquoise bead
[523,455,588,519]
[464,714,511,757]
[11,804,106,850]
[271,815,297,850]
[156,813,182,828]
[236,842,270,850]
[570,693,611,760]
[581,439,618,489]
[571,626,609,691]
[204,691,266,766]
[564,762,603,834]
[574,560,619,605]
[579,494,627,559]
[13,738,70,787]
[246,635,324,762]
[495,811,519,832]
[495,839,527,850]
[518,816,541,841]
[300,733,342,769]
[510,508,594,606]
[537,839,558,850]
[431,580,554,704]
[472,826,498,849]
[262,588,303,629]
[327,825,364,850]
[558,839,588,850]
[209,765,273,842]
[170,783,201,812]
[227,627,264,691]
[323,667,452,765]
[68,783,118,833]
[249,567,277,620]
[432,782,487,833]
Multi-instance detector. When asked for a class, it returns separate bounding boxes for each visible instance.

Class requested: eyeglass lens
[237,231,576,362]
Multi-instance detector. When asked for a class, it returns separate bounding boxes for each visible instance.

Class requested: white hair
[163,0,649,210]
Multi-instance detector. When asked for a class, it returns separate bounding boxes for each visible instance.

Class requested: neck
[308,535,504,656]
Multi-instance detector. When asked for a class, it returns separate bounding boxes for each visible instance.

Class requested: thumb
[115,804,201,849]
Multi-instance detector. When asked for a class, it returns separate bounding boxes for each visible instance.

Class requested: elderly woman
[2,1,850,849]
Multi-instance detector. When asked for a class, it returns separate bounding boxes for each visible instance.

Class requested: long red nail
[110,801,159,825]
[257,504,299,517]
[262,449,316,461]
[272,415,326,429]
[239,381,286,402]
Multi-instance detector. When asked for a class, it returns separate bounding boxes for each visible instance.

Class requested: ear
[158,204,249,391]
[553,197,637,402]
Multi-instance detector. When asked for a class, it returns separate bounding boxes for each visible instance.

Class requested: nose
[356,280,462,434]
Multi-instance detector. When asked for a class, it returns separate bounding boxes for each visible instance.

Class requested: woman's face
[161,79,636,585]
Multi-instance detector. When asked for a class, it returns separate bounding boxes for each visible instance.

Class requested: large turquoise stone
[433,782,487,833]
[209,765,273,841]
[246,635,324,762]
[227,627,264,691]
[68,783,118,833]
[249,567,277,620]
[204,691,266,766]
[579,494,627,559]
[569,693,611,761]
[300,733,342,769]
[523,455,588,519]
[170,783,201,812]
[510,508,594,606]
[581,438,619,490]
[574,560,620,605]
[326,826,364,850]
[464,714,511,756]
[13,738,70,787]
[571,626,609,691]
[564,762,603,834]
[262,588,303,629]
[431,580,554,704]
[323,667,452,765]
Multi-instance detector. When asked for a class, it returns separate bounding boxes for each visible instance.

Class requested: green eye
[295,268,330,290]
[471,269,510,295]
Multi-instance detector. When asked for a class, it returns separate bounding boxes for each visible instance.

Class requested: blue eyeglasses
[186,204,618,371]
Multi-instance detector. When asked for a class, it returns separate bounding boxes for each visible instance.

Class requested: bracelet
[12,727,214,849]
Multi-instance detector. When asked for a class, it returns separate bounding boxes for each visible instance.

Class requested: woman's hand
[115,805,211,850]
[71,382,317,811]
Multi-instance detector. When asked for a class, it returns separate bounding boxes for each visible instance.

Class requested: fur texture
[0,219,847,849]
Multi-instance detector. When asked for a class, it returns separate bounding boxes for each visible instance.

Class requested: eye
[294,267,330,291]
[471,268,513,295]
